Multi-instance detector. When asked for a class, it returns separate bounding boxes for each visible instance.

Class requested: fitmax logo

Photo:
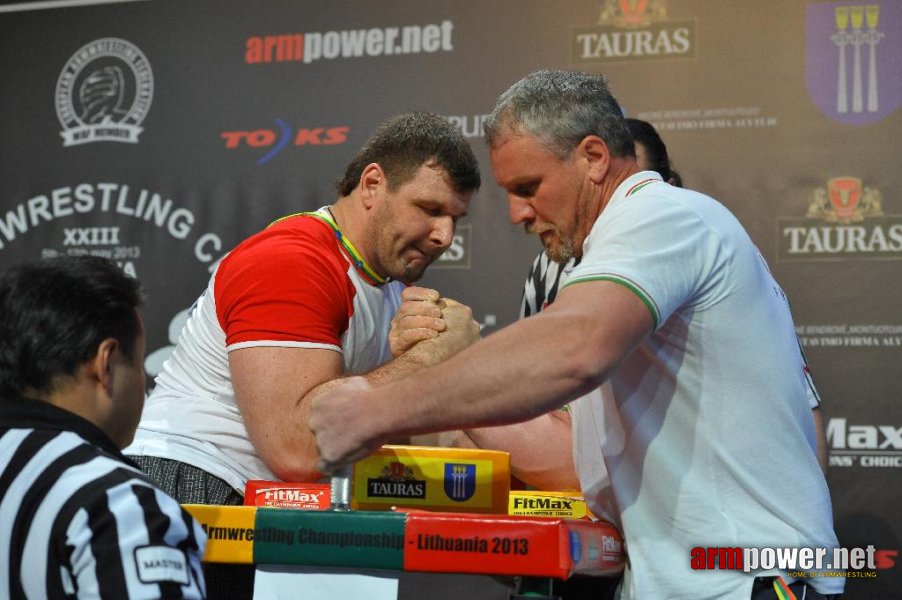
[827,418,902,467]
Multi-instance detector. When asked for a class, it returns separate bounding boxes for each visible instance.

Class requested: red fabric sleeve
[213,216,355,349]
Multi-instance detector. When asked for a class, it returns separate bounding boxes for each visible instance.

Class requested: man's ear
[359,163,386,209]
[92,338,119,396]
[579,135,611,184]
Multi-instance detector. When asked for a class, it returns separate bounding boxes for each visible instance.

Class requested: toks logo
[56,38,153,146]
[571,0,695,64]
[777,176,902,261]
[220,119,349,165]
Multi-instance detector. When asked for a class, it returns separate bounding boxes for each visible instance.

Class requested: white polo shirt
[565,172,843,599]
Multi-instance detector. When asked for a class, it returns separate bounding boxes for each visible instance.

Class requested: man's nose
[508,196,535,225]
[430,216,454,248]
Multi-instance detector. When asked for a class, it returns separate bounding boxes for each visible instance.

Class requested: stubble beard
[545,235,575,265]
[397,245,441,283]
[399,259,427,283]
[529,225,575,265]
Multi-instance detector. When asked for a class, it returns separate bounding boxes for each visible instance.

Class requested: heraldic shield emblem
[828,177,862,220]
[806,1,901,126]
[615,0,649,27]
[443,463,476,502]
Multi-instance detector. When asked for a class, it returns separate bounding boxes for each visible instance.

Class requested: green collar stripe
[562,274,660,329]
[625,178,659,197]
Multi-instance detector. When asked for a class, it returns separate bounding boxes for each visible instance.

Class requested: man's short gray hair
[483,70,635,160]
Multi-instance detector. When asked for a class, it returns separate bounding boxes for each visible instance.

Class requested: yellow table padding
[183,504,256,564]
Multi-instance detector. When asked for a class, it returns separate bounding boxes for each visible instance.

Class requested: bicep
[229,346,343,464]
[550,278,655,378]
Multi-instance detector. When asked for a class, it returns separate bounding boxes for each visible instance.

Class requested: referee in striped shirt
[0,257,207,599]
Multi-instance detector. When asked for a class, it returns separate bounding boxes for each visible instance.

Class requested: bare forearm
[310,280,654,474]
[465,411,579,490]
[360,351,432,387]
[363,311,608,443]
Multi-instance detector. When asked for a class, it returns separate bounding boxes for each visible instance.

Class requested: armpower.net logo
[244,21,454,65]
[691,545,897,578]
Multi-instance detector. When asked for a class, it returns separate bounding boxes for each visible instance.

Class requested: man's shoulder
[235,213,337,258]
[217,214,346,285]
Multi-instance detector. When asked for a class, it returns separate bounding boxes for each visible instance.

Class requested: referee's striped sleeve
[1,429,206,599]
[1,429,83,598]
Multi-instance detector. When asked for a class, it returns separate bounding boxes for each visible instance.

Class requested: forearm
[300,346,468,458]
[238,347,448,480]
[310,280,654,474]
[304,360,427,448]
[360,351,432,387]
[464,410,579,490]
[265,397,322,482]
[363,311,608,443]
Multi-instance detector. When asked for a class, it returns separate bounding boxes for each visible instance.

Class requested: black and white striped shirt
[519,253,580,319]
[0,400,207,599]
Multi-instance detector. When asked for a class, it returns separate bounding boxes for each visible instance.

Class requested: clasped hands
[388,286,480,365]
[309,287,479,474]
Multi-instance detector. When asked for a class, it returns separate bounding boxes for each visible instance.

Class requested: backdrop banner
[0,1,898,596]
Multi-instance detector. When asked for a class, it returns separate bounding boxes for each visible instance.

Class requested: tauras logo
[56,38,153,146]
[571,0,695,63]
[367,479,426,498]
[367,461,427,498]
[777,177,902,262]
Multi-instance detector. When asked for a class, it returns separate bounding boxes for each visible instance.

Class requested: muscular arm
[462,410,579,490]
[231,288,479,483]
[310,279,655,472]
[230,347,428,481]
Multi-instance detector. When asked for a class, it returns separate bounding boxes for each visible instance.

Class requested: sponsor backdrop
[0,0,898,594]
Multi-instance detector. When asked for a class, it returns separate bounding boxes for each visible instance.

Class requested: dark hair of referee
[0,255,143,446]
[0,256,208,599]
